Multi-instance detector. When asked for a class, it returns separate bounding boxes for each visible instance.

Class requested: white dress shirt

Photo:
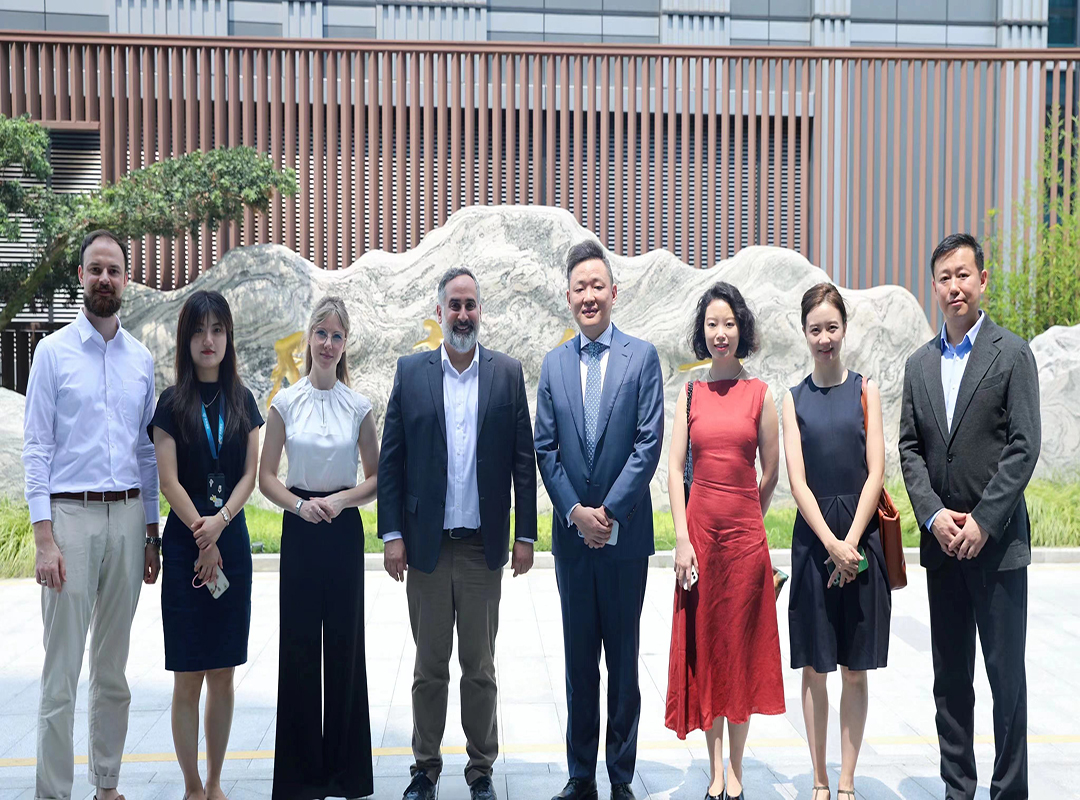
[567,323,618,542]
[440,344,481,530]
[22,311,160,525]
[270,377,372,492]
[925,311,985,531]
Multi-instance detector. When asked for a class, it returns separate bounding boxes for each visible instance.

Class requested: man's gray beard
[84,291,121,318]
[443,322,479,353]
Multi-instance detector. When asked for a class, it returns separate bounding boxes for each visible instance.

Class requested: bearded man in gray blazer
[899,233,1041,800]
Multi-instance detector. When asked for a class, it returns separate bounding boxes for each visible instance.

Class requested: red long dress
[665,378,786,737]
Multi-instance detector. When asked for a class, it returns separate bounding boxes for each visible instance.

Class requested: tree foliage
[0,114,297,330]
[985,114,1080,340]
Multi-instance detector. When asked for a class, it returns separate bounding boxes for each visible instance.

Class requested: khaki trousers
[37,498,146,800]
[406,534,502,785]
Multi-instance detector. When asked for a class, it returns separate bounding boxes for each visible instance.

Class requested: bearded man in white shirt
[378,267,538,800]
[22,230,161,800]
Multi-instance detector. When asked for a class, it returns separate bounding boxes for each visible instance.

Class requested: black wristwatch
[145,536,162,548]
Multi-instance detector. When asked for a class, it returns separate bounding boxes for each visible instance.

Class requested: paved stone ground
[1,563,1078,800]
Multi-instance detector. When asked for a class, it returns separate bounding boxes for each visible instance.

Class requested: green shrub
[985,115,1080,340]
[0,484,1075,577]
[0,499,34,578]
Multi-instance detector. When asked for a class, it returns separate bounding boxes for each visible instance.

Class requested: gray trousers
[406,534,502,786]
[37,498,145,800]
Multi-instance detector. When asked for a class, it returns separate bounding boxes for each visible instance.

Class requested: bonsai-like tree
[0,113,297,330]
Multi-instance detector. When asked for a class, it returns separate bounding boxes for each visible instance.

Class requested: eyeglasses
[313,329,345,347]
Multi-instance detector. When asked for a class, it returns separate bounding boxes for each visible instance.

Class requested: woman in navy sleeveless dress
[782,284,890,800]
[151,291,263,800]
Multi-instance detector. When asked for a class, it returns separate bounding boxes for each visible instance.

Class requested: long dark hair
[170,290,249,443]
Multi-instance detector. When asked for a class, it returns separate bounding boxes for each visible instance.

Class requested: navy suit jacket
[533,325,664,561]
[377,344,538,573]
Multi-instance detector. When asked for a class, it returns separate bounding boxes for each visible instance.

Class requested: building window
[1048,0,1078,47]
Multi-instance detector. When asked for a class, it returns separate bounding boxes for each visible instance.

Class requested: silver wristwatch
[145,536,162,548]
[294,498,304,514]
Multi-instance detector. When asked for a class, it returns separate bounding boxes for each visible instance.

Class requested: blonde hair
[304,295,351,386]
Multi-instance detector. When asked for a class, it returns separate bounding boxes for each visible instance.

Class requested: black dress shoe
[551,777,599,800]
[611,783,637,800]
[403,771,437,800]
[470,775,499,800]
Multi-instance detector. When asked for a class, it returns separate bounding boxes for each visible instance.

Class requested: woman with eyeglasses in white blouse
[258,296,380,800]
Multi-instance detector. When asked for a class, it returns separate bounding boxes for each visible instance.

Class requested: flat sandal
[812,787,830,799]
[837,791,856,798]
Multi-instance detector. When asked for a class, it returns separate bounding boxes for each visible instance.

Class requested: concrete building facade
[0,0,1073,48]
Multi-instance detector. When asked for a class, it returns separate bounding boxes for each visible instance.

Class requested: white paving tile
[0,566,1077,797]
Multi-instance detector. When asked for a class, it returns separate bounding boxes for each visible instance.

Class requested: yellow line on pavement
[1,734,1078,768]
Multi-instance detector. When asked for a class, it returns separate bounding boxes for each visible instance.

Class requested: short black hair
[689,281,757,360]
[79,229,128,272]
[565,240,613,284]
[930,232,983,278]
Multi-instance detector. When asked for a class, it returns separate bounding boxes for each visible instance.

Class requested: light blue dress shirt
[924,311,985,532]
[22,311,160,525]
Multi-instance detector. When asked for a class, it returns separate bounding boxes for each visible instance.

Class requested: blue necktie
[583,340,606,469]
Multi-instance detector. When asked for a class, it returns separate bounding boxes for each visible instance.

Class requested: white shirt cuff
[566,503,580,528]
[383,531,403,542]
[143,499,160,526]
[28,496,52,525]
[515,537,535,544]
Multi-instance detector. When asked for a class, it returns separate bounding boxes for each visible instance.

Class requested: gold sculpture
[678,358,712,372]
[413,320,443,351]
[267,331,305,407]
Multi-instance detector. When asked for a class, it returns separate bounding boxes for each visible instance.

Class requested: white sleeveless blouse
[270,377,373,492]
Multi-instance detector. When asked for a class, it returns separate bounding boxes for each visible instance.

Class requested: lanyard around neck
[201,402,224,462]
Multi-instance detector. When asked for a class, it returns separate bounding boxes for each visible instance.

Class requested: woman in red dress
[666,282,786,800]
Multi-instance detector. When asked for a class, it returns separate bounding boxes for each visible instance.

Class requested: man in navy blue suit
[534,240,665,800]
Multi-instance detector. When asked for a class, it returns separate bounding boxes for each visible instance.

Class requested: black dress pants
[554,555,648,786]
[927,559,1027,800]
[272,494,373,800]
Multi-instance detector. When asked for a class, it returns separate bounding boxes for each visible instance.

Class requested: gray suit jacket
[898,315,1041,572]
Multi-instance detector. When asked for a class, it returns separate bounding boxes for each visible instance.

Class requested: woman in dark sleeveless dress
[782,283,891,800]
[666,282,785,800]
[151,290,263,800]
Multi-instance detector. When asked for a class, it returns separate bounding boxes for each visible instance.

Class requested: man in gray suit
[899,233,1041,800]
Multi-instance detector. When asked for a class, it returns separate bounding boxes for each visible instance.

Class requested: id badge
[207,473,226,508]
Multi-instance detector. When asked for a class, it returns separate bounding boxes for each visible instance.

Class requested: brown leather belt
[51,489,141,503]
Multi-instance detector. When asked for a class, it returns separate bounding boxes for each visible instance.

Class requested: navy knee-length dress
[787,371,891,673]
[150,381,263,672]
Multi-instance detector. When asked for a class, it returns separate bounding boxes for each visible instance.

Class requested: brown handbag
[860,378,907,590]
